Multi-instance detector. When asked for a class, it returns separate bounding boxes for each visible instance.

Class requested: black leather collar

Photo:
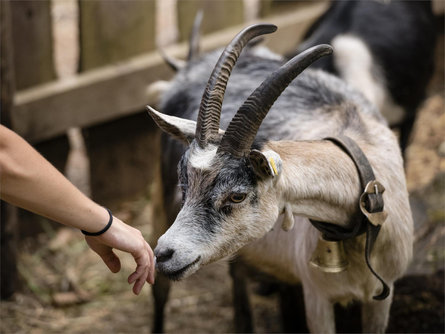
[310,135,390,300]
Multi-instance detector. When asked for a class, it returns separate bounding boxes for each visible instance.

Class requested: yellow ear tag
[269,157,278,176]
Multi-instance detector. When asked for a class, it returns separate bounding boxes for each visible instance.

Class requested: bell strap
[309,135,390,300]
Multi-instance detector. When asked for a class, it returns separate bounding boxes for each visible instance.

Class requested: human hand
[85,216,155,295]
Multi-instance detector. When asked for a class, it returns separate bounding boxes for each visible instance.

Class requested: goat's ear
[146,105,196,144]
[249,149,282,179]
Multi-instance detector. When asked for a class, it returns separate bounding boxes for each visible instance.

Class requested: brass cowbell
[309,237,348,273]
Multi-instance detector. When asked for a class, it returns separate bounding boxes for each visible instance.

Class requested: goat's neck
[268,140,362,227]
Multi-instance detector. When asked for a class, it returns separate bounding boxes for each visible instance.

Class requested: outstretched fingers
[128,240,155,295]
[131,269,149,295]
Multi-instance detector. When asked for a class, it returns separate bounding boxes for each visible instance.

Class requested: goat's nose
[155,247,175,263]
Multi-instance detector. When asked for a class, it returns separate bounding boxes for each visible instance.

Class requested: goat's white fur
[332,35,406,124]
[332,35,385,109]
[189,144,218,170]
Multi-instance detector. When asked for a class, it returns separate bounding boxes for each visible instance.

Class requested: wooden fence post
[79,0,158,208]
[10,0,56,89]
[0,0,18,300]
[9,0,70,170]
[78,0,156,71]
[81,114,159,208]
[9,0,70,256]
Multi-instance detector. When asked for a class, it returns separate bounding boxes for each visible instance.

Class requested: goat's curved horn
[218,44,333,157]
[187,10,203,61]
[195,24,277,148]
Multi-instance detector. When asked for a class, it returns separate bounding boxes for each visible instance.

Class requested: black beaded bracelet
[81,207,113,236]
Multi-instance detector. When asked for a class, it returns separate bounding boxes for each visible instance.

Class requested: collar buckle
[359,180,388,226]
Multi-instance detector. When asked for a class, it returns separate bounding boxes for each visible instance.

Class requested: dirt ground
[1,7,444,334]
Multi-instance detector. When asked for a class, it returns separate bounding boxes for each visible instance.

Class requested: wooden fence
[0,0,327,298]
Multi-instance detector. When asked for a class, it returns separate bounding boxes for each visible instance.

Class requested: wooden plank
[1,0,15,127]
[177,0,244,42]
[12,2,327,143]
[12,50,170,143]
[0,0,19,300]
[10,0,56,89]
[78,0,156,71]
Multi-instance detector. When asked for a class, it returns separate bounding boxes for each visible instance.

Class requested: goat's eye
[229,193,247,203]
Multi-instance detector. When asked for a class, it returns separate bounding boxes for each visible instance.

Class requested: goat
[147,23,413,333]
[149,15,281,332]
[293,0,437,155]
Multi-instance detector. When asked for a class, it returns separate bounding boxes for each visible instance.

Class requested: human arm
[0,125,154,294]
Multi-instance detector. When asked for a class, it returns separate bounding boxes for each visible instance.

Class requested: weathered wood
[0,201,18,299]
[0,1,18,300]
[177,0,244,42]
[12,51,171,143]
[7,1,71,253]
[78,0,156,71]
[81,113,159,208]
[8,0,71,171]
[11,2,327,143]
[10,0,56,89]
[79,0,158,206]
[1,0,14,127]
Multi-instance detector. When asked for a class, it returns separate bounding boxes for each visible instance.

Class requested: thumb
[101,250,122,273]
[86,237,122,273]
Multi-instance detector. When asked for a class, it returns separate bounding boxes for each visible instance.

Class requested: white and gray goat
[147,23,413,333]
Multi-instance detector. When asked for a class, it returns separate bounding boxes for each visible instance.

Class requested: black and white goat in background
[294,0,436,155]
[147,19,413,333]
